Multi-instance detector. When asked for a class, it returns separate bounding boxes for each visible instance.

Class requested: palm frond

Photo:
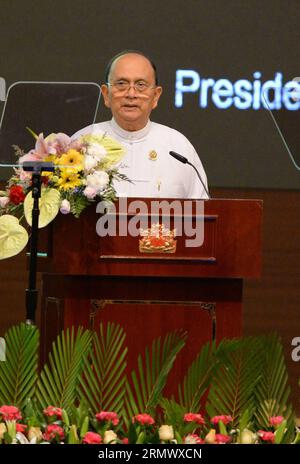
[0,323,39,408]
[78,322,127,415]
[205,337,264,428]
[35,327,92,412]
[253,334,295,443]
[124,330,186,419]
[178,341,216,412]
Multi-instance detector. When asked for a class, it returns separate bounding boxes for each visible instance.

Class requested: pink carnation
[132,413,155,426]
[215,433,231,444]
[269,415,284,426]
[16,423,27,434]
[83,431,102,444]
[184,413,205,425]
[43,406,63,420]
[211,415,233,425]
[95,411,119,426]
[258,430,275,443]
[43,424,65,442]
[0,405,22,421]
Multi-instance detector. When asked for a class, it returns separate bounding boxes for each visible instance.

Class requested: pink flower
[269,416,284,426]
[215,433,231,444]
[184,434,205,444]
[16,423,27,433]
[60,199,71,214]
[258,430,275,443]
[83,186,98,199]
[132,413,155,426]
[211,415,233,426]
[43,424,65,442]
[184,413,205,425]
[83,431,102,444]
[0,405,22,421]
[43,405,63,420]
[95,411,119,426]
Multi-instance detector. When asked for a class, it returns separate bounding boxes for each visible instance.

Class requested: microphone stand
[22,161,54,325]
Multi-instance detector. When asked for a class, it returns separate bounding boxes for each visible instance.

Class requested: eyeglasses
[107,80,156,93]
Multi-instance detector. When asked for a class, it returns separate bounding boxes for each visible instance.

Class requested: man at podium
[73,50,209,199]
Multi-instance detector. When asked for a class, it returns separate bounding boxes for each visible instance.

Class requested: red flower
[9,185,26,205]
[83,431,102,444]
[132,413,155,426]
[258,430,275,443]
[211,415,233,426]
[43,406,63,420]
[16,423,27,434]
[95,411,119,426]
[43,424,65,442]
[215,434,231,444]
[122,438,129,444]
[0,405,22,421]
[184,413,205,425]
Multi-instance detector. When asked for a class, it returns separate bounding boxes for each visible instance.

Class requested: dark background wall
[0,0,300,412]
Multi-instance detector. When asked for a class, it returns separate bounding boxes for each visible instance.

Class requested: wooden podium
[39,198,262,389]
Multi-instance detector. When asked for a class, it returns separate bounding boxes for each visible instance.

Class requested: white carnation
[86,143,107,160]
[86,171,109,192]
[84,155,98,171]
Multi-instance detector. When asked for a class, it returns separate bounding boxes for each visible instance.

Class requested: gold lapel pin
[148,150,158,161]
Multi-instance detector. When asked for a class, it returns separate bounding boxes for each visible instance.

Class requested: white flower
[239,428,257,444]
[0,197,9,208]
[159,425,174,441]
[86,143,107,160]
[86,171,109,192]
[60,199,71,214]
[103,430,117,444]
[84,155,98,172]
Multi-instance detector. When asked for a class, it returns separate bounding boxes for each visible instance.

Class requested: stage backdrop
[0,0,299,189]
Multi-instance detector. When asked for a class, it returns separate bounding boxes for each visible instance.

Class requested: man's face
[101,53,162,131]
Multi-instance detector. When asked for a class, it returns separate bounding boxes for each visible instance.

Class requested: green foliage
[0,323,39,408]
[206,337,265,427]
[178,341,216,412]
[35,327,92,412]
[78,322,127,415]
[124,331,187,419]
[69,194,90,218]
[253,334,295,443]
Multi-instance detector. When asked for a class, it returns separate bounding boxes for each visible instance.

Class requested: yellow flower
[28,426,43,442]
[59,149,84,172]
[103,430,117,444]
[42,154,57,178]
[57,169,82,191]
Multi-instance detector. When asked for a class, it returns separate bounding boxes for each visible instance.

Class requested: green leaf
[78,322,127,415]
[0,323,39,408]
[178,341,216,412]
[36,327,92,413]
[125,331,187,419]
[206,337,264,428]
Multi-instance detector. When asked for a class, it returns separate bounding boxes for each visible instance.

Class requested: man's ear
[152,86,163,110]
[101,84,111,108]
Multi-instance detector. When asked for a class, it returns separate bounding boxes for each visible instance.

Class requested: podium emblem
[139,223,177,253]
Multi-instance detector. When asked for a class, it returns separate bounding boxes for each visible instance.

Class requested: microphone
[169,151,210,199]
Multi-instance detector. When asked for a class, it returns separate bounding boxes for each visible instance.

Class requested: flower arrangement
[0,131,128,259]
[0,322,299,445]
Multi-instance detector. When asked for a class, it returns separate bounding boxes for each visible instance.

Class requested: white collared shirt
[72,118,209,199]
